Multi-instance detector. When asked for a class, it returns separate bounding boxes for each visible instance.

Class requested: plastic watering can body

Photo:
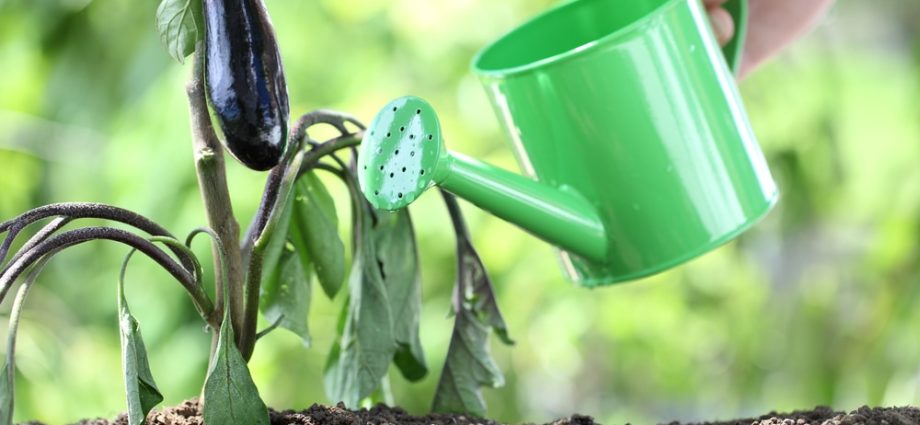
[358,0,778,287]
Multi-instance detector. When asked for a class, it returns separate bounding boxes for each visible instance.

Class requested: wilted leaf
[431,309,505,417]
[292,172,345,299]
[432,192,513,416]
[118,253,164,425]
[456,237,513,345]
[374,210,426,381]
[203,308,269,425]
[156,0,202,63]
[324,203,394,407]
[260,244,312,345]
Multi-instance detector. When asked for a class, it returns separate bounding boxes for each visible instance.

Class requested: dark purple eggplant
[203,0,289,171]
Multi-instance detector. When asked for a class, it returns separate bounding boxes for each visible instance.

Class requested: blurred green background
[1,0,919,423]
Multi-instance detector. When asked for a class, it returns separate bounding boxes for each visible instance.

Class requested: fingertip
[708,7,735,46]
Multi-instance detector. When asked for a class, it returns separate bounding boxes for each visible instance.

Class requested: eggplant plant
[0,0,512,423]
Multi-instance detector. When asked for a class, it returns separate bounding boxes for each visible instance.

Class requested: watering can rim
[471,0,694,79]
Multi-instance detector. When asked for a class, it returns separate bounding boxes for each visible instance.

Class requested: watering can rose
[202,0,290,171]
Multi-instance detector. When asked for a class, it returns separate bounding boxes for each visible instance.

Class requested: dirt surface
[667,405,920,425]
[36,400,599,425]
[19,403,920,424]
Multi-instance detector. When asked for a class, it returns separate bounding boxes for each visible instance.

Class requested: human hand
[705,0,835,77]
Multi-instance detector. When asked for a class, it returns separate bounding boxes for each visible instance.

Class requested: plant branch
[239,148,304,359]
[297,131,364,177]
[2,251,53,423]
[187,43,246,342]
[0,227,217,328]
[4,217,71,269]
[0,203,197,273]
[235,112,364,359]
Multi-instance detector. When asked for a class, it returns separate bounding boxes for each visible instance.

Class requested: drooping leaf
[292,172,345,299]
[374,210,426,381]
[432,192,513,416]
[202,308,269,425]
[118,251,164,425]
[155,0,203,64]
[259,243,312,345]
[431,309,505,417]
[456,237,513,346]
[323,203,394,407]
[259,195,294,287]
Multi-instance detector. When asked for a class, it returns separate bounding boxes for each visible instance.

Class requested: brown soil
[33,400,599,425]
[19,403,920,425]
[666,405,920,425]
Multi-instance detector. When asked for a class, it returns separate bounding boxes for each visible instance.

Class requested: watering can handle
[720,0,748,75]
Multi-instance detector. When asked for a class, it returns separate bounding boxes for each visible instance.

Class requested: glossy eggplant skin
[203,0,289,171]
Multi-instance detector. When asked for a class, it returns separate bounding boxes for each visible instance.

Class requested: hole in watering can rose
[427,134,433,140]
[392,106,397,112]
[409,134,415,140]
[420,170,425,175]
[398,193,403,198]
[374,190,379,195]
[395,150,399,155]
[400,126,405,132]
[402,167,406,172]
[379,165,384,171]
[386,132,391,138]
[390,172,394,178]
[416,109,421,114]
[410,151,414,157]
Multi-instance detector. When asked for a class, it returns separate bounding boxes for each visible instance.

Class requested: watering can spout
[439,152,608,261]
[357,96,608,262]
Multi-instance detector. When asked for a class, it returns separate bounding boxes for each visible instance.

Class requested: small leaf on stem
[119,250,165,425]
[323,201,394,407]
[156,0,203,64]
[260,244,312,345]
[203,303,269,424]
[374,210,426,381]
[292,172,345,299]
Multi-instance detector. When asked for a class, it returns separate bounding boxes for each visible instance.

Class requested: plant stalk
[187,44,247,351]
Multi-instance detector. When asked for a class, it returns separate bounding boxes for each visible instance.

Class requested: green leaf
[118,252,164,425]
[323,204,394,407]
[456,238,513,346]
[374,210,426,381]
[431,309,505,417]
[259,243,312,345]
[203,309,269,425]
[292,172,345,299]
[432,192,513,416]
[155,0,203,64]
[260,196,294,286]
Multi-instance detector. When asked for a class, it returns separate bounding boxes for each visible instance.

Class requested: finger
[707,7,735,46]
[703,0,729,7]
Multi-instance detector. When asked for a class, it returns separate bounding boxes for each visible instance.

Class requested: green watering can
[357,0,778,287]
